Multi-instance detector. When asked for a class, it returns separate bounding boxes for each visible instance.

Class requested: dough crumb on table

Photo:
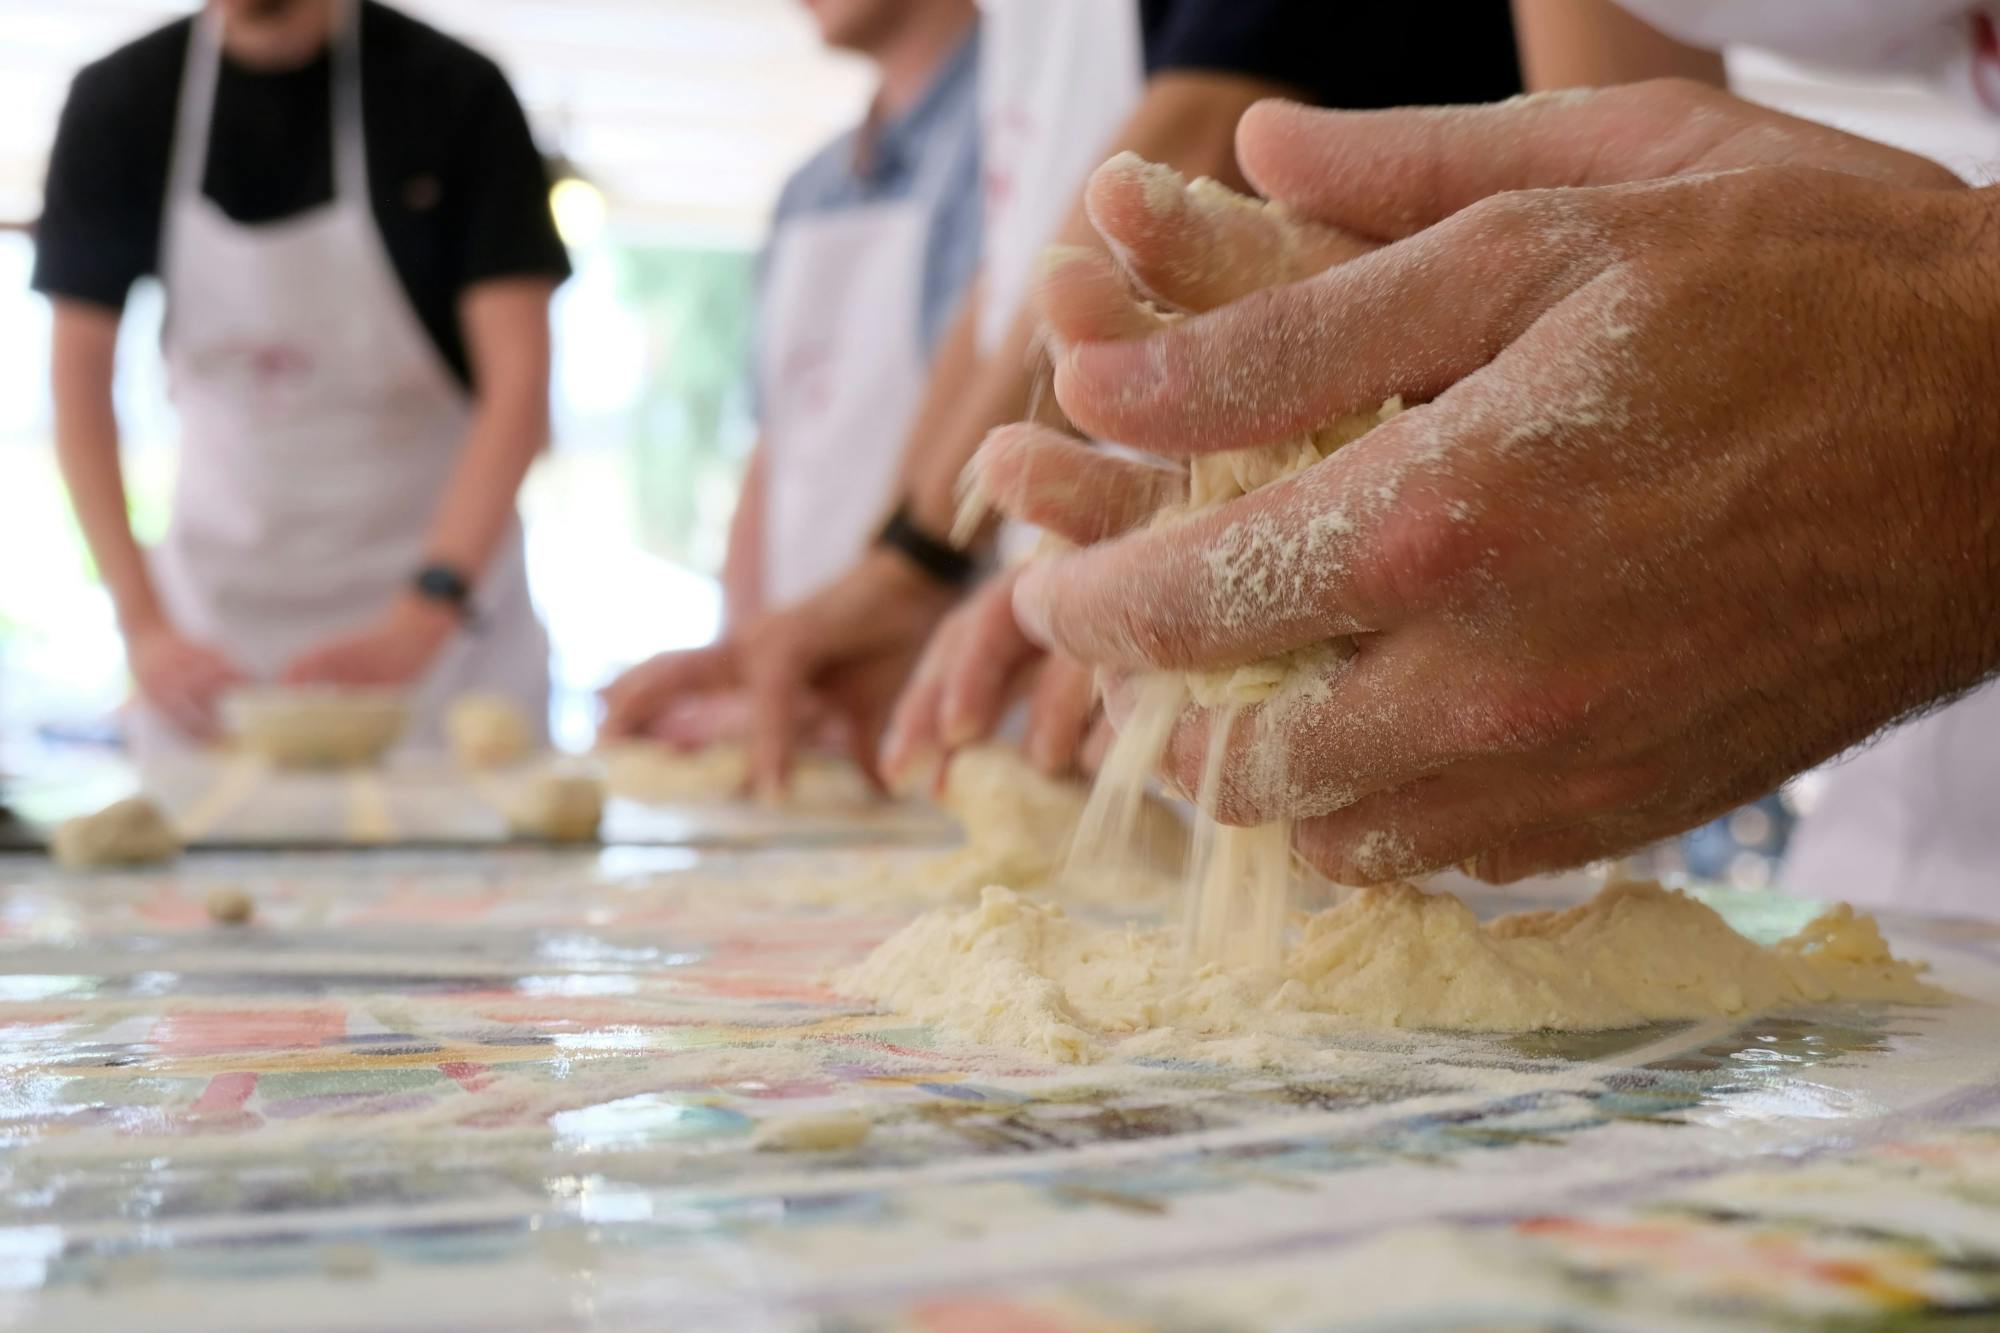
[839,878,1942,1064]
[51,796,181,869]
[204,886,255,925]
[445,692,534,770]
[751,1110,873,1152]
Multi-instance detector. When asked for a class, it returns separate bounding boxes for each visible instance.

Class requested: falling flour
[840,879,1940,1064]
[1072,396,1407,969]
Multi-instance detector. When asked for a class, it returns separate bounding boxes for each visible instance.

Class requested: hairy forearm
[1511,0,1726,90]
[50,303,164,635]
[906,72,1288,539]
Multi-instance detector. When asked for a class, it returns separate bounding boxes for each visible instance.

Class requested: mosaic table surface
[4,836,2000,1332]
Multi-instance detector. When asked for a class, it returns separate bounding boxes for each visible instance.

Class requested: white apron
[1605,1,2000,913]
[975,0,1146,357]
[140,1,548,757]
[976,0,1147,567]
[756,201,931,606]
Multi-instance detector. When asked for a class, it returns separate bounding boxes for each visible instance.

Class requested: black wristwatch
[875,503,976,589]
[412,561,480,627]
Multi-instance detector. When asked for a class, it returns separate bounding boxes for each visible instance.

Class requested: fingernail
[1012,565,1054,647]
[1068,336,1163,400]
[942,712,979,749]
[1038,243,1099,281]
[880,721,914,778]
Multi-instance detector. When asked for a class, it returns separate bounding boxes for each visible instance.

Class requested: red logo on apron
[1974,11,2000,115]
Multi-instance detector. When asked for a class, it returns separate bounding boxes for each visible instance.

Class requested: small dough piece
[506,770,604,842]
[52,797,181,869]
[205,886,255,924]
[751,1110,872,1152]
[225,688,406,769]
[446,692,535,770]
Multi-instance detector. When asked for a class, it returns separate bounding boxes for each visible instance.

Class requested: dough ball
[750,1110,872,1152]
[506,770,604,842]
[205,886,255,924]
[52,796,181,869]
[225,688,406,769]
[446,692,534,770]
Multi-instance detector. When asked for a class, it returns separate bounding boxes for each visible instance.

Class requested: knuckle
[1453,675,1591,758]
[1354,498,1490,612]
[1450,189,1544,251]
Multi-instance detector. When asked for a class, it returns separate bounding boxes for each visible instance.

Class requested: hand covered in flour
[1008,81,2000,883]
[880,157,1370,784]
[281,595,456,690]
[125,618,247,740]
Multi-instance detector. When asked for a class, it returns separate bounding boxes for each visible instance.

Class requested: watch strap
[875,504,976,589]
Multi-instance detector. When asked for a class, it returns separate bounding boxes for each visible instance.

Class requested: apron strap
[165,8,224,211]
[330,0,367,207]
[164,0,366,212]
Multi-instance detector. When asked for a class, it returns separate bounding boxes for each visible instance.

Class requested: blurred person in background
[601,0,981,757]
[1512,0,2000,915]
[600,1,1525,794]
[36,0,568,758]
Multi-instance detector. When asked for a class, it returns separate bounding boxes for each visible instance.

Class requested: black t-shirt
[1142,0,1521,107]
[32,1,570,389]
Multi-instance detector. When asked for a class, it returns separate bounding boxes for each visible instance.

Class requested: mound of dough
[52,797,181,869]
[225,688,406,769]
[927,745,1184,901]
[446,693,534,770]
[599,742,876,810]
[840,879,1941,1063]
[506,770,604,842]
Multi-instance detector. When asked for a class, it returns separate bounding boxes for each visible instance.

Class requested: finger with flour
[1047,192,1610,458]
[974,424,1186,546]
[1009,397,1486,673]
[1083,150,1373,312]
[1287,764,1657,885]
[1091,633,1452,826]
[1235,85,1962,244]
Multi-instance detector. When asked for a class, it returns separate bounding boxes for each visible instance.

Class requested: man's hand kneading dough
[996,80,2000,885]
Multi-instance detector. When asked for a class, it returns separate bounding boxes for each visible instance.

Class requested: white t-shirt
[1617,0,2000,115]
